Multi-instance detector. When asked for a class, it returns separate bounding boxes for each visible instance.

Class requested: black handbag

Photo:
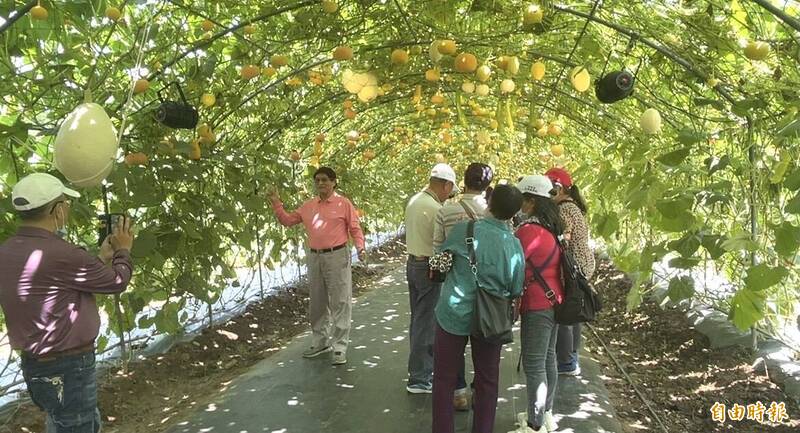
[525,223,602,325]
[428,200,480,283]
[467,220,514,345]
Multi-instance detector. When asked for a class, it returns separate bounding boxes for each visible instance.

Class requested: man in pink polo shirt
[270,166,366,365]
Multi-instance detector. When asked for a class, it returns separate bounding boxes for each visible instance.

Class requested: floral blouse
[559,200,596,280]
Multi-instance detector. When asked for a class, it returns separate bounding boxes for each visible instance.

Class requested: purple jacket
[0,227,133,355]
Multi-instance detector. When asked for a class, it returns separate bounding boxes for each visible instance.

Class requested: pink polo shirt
[272,192,366,251]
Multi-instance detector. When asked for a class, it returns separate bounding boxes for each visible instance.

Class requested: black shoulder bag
[525,223,603,325]
[467,220,514,345]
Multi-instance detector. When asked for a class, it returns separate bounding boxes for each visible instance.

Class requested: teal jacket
[434,217,525,336]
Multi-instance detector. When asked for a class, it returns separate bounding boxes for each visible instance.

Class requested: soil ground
[587,257,800,432]
[1,239,406,433]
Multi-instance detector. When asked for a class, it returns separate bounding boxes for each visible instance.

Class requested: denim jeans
[21,351,101,433]
[520,309,558,428]
[556,323,582,366]
[406,258,441,386]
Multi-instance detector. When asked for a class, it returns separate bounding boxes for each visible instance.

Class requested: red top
[515,223,564,312]
[272,192,366,251]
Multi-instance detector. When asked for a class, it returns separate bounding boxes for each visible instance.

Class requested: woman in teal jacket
[432,184,526,433]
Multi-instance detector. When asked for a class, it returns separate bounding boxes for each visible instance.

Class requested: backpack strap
[465,220,478,284]
[526,247,559,304]
[459,200,478,221]
[520,224,560,304]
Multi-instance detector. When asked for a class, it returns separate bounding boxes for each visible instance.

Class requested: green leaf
[131,230,157,258]
[721,233,759,252]
[667,276,695,302]
[784,168,800,191]
[704,155,730,175]
[656,148,691,167]
[594,212,619,239]
[776,117,800,138]
[773,222,800,258]
[626,281,643,311]
[728,288,766,331]
[668,256,701,269]
[701,234,728,259]
[786,192,800,214]
[731,98,768,117]
[667,231,702,257]
[693,97,725,111]
[677,129,707,145]
[656,195,694,219]
[744,263,789,291]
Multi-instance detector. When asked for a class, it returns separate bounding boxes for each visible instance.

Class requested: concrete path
[168,266,624,433]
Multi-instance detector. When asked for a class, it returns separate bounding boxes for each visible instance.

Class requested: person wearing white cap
[403,163,456,394]
[0,173,135,433]
[510,175,565,433]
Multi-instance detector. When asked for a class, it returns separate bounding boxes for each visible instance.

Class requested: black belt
[310,243,346,254]
[22,342,94,362]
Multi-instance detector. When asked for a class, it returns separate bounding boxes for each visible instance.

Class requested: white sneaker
[544,411,557,431]
[515,412,528,428]
[506,425,543,433]
[507,412,545,433]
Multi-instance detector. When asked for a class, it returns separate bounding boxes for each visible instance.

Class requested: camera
[97,213,126,246]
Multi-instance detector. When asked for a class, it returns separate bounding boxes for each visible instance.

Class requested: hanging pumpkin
[54,103,118,187]
[640,108,662,134]
[570,66,591,92]
[476,65,492,82]
[454,53,478,73]
[531,62,546,81]
[429,40,443,63]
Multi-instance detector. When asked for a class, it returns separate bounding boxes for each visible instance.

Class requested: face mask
[54,209,68,238]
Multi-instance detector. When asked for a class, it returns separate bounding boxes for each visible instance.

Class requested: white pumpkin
[506,56,520,76]
[476,65,492,82]
[429,40,443,63]
[54,103,118,187]
[500,79,516,94]
[476,84,491,96]
[462,81,476,93]
[640,108,662,134]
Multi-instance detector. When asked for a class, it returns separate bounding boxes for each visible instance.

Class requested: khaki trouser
[307,247,352,353]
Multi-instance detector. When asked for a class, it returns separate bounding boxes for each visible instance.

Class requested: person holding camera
[0,173,136,433]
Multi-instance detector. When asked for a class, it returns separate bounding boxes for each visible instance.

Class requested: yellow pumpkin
[454,53,478,73]
[743,41,770,60]
[391,49,409,65]
[333,46,353,61]
[531,62,546,81]
[570,66,591,92]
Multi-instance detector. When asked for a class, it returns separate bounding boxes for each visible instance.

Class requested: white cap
[12,173,80,211]
[517,175,553,198]
[430,163,456,184]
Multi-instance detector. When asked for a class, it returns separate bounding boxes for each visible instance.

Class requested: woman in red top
[510,175,565,433]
